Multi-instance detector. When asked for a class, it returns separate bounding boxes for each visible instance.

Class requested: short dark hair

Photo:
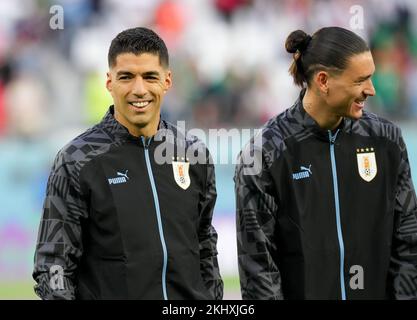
[285,27,369,87]
[108,27,169,68]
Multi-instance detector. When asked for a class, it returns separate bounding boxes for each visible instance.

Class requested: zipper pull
[140,136,147,148]
[328,129,340,144]
[141,136,153,149]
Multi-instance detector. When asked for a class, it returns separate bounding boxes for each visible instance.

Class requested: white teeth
[131,101,150,108]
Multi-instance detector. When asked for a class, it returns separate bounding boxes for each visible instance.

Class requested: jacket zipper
[328,129,347,300]
[141,136,169,300]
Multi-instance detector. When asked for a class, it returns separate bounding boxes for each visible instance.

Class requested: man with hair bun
[235,26,417,300]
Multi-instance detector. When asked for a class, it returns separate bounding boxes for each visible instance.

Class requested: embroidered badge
[172,159,190,190]
[356,148,377,182]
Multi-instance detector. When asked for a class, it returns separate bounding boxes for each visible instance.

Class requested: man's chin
[348,110,363,120]
[131,120,150,129]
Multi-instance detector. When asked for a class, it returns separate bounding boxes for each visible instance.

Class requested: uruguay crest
[172,160,190,190]
[356,148,377,182]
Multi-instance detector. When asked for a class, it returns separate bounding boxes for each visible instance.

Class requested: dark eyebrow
[116,71,134,77]
[142,71,161,77]
[115,70,161,78]
[355,74,372,82]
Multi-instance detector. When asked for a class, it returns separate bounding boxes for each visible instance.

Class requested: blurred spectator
[84,71,112,125]
[0,58,12,136]
[214,0,252,22]
[370,4,417,119]
[4,72,47,138]
[371,31,403,118]
[406,57,417,117]
[0,0,415,139]
[154,0,187,50]
[0,82,6,136]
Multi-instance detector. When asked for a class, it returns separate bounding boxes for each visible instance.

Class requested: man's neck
[114,110,159,138]
[302,88,343,130]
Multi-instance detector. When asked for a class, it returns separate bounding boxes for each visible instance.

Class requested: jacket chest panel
[276,139,338,254]
[273,134,398,255]
[84,144,202,256]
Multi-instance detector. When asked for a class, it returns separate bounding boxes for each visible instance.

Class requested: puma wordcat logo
[108,170,129,185]
[292,164,312,180]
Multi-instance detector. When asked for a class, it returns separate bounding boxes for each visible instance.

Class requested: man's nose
[364,79,376,97]
[132,77,147,96]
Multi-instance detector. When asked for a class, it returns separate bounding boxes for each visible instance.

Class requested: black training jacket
[235,89,417,300]
[33,106,223,300]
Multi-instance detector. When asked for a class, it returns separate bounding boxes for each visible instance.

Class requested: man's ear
[163,70,172,93]
[315,71,330,95]
[106,72,112,93]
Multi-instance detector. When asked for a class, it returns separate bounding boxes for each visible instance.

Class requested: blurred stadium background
[0,0,416,299]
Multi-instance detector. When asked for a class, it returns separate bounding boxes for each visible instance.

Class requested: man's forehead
[345,52,375,76]
[112,52,163,71]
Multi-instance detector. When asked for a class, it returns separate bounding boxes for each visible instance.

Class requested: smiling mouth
[129,101,151,109]
[354,99,365,108]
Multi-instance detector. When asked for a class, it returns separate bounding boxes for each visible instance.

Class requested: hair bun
[285,30,312,54]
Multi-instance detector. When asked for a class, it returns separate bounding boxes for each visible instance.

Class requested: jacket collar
[292,89,353,137]
[99,105,169,141]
